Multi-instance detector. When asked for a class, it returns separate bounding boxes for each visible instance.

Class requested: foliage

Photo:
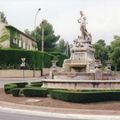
[11,88,21,97]
[31,20,60,52]
[6,26,22,49]
[50,89,120,103]
[51,52,68,67]
[30,82,43,87]
[4,82,27,94]
[14,82,28,88]
[56,39,71,57]
[0,49,53,70]
[0,28,10,47]
[93,39,109,66]
[4,83,17,94]
[110,35,120,70]
[56,39,66,53]
[23,87,48,97]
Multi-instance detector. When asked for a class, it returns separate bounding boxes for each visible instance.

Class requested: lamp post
[34,8,44,76]
[41,21,44,76]
[41,21,44,52]
[34,8,41,29]
[34,8,41,77]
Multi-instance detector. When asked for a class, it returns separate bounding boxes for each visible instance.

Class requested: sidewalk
[0,77,42,81]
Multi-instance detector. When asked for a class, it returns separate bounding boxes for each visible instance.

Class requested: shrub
[50,90,120,103]
[4,83,17,94]
[11,88,21,97]
[30,82,43,87]
[0,49,53,70]
[47,88,67,94]
[15,82,28,88]
[23,87,48,97]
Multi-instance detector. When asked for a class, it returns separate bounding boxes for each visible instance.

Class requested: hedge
[4,83,17,94]
[23,87,48,97]
[50,90,120,103]
[11,88,21,97]
[30,82,43,87]
[14,82,28,88]
[0,49,53,70]
[4,82,27,94]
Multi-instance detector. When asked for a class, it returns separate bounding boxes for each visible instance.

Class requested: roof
[5,25,36,42]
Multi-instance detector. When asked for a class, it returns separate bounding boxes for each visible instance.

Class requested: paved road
[0,107,83,120]
[0,106,120,120]
[0,111,75,120]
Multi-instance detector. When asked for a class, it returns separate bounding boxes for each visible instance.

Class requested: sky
[0,0,120,44]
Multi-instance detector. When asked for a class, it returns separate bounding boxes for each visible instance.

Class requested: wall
[42,79,120,89]
[0,70,41,78]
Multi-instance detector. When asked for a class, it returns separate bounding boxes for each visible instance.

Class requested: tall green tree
[56,39,70,57]
[110,35,120,70]
[56,39,66,53]
[31,20,60,52]
[65,41,71,57]
[93,39,109,66]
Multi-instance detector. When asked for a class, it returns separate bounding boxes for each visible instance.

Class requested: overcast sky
[0,0,120,44]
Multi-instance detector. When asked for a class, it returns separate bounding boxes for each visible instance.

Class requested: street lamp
[41,21,44,52]
[34,8,44,76]
[34,8,44,52]
[41,21,44,76]
[34,8,41,77]
[34,8,41,29]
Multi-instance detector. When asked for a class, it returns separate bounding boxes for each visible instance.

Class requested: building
[0,22,37,50]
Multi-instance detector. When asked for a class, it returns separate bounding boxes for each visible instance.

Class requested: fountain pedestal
[42,11,116,90]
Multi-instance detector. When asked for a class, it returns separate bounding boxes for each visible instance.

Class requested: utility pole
[41,21,44,52]
[34,8,41,77]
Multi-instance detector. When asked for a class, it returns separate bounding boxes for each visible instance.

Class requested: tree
[24,29,31,36]
[56,39,66,53]
[93,39,109,66]
[110,35,120,70]
[56,39,71,57]
[65,41,71,57]
[31,20,60,52]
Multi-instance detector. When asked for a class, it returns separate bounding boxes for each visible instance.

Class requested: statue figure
[78,11,91,41]
[0,11,8,24]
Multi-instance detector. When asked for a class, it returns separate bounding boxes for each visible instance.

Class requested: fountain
[42,11,120,89]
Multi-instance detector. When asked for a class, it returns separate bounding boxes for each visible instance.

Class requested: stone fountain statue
[48,11,114,80]
[78,11,92,43]
[42,11,117,90]
[63,11,95,73]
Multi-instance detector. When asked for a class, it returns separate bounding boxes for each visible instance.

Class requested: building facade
[0,22,37,50]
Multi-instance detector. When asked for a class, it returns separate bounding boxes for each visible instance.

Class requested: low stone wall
[0,70,41,78]
[42,79,120,89]
[53,72,115,80]
[54,72,95,80]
